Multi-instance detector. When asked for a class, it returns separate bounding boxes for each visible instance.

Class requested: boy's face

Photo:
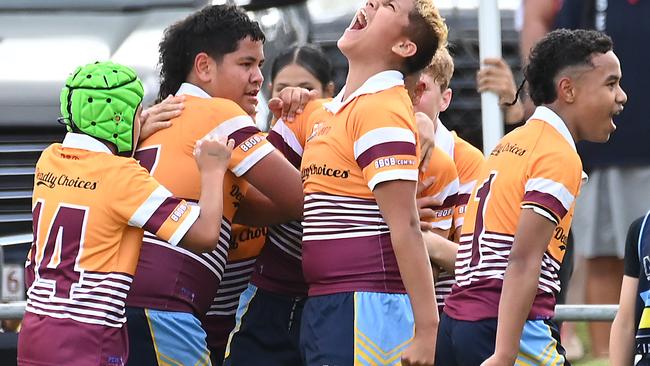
[413,73,451,121]
[571,50,626,143]
[338,0,414,61]
[206,36,265,116]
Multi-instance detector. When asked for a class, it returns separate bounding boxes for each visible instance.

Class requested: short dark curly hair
[525,29,612,106]
[157,5,265,102]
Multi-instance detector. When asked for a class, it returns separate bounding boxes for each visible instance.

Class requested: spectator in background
[610,211,650,366]
[523,0,650,359]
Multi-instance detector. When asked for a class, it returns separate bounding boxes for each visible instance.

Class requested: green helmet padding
[60,61,144,154]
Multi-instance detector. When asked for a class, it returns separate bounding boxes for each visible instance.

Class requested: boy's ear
[411,80,426,106]
[392,39,417,58]
[557,76,576,103]
[440,88,452,112]
[194,52,214,83]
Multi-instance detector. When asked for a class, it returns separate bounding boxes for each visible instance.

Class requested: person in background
[610,210,650,365]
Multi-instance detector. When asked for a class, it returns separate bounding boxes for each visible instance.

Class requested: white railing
[0,302,619,321]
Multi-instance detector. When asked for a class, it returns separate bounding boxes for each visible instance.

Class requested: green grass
[572,322,609,366]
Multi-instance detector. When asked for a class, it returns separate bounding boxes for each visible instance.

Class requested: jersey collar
[176,82,211,99]
[434,118,455,157]
[529,106,577,151]
[323,70,404,114]
[62,133,112,154]
[530,106,588,183]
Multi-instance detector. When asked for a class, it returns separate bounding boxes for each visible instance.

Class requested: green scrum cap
[60,61,144,155]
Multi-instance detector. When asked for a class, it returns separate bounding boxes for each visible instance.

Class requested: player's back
[445,107,584,321]
[22,133,198,366]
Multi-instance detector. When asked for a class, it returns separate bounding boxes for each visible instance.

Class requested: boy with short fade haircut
[123,5,303,366]
[284,0,448,365]
[437,29,627,365]
[18,61,233,366]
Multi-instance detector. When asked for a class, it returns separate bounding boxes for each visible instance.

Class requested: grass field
[572,322,609,366]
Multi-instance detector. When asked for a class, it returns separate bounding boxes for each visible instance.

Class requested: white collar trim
[529,106,577,152]
[323,70,404,114]
[529,106,588,183]
[62,133,112,154]
[434,118,455,157]
[176,82,211,99]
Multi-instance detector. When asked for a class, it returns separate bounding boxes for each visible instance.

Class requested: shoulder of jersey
[355,86,411,115]
[304,98,331,115]
[453,133,483,159]
[426,146,457,177]
[184,95,248,119]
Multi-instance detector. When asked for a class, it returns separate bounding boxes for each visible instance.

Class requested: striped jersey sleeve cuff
[354,127,417,169]
[521,203,559,225]
[128,185,173,228]
[523,178,575,220]
[168,204,200,246]
[267,127,302,169]
[368,169,418,191]
[231,143,275,177]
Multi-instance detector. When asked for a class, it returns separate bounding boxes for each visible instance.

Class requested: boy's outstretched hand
[268,87,319,122]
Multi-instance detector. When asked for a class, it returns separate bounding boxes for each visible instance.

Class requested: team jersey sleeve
[110,159,200,246]
[624,216,644,278]
[350,99,419,191]
[521,149,583,225]
[191,100,275,177]
[419,149,459,230]
[267,99,328,169]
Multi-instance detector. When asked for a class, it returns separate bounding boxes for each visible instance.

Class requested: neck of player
[343,59,401,101]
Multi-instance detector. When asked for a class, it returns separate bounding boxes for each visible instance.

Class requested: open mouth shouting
[349,8,369,31]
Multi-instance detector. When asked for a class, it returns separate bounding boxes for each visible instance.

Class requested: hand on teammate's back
[139,94,185,141]
[268,86,319,122]
[193,135,235,173]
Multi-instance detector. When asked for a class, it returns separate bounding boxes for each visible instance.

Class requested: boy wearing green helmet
[18,60,234,366]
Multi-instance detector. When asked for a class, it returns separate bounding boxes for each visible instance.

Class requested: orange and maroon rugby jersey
[126,83,274,317]
[21,133,197,365]
[445,106,586,321]
[251,99,332,296]
[300,71,420,296]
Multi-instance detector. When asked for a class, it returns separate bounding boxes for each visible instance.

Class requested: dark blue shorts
[300,291,415,366]
[435,313,569,366]
[224,284,305,366]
